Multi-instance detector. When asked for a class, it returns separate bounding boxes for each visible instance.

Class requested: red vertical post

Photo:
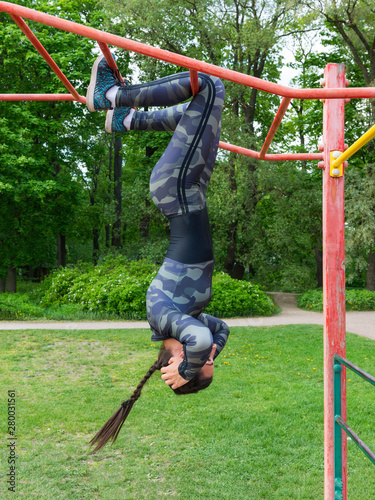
[322,63,347,499]
[189,69,199,95]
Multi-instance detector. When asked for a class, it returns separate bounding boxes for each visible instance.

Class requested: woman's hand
[160,357,189,389]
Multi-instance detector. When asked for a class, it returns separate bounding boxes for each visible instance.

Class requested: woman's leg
[115,72,195,109]
[106,102,189,133]
[146,74,224,217]
[131,103,188,132]
[113,71,225,216]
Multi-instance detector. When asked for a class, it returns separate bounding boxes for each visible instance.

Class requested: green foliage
[38,264,93,305]
[2,0,375,294]
[39,257,158,319]
[298,289,375,312]
[0,292,88,320]
[35,257,277,319]
[102,0,306,286]
[205,272,277,318]
[297,289,323,312]
[0,0,105,275]
[0,293,45,320]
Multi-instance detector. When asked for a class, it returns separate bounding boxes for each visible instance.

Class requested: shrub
[297,289,375,312]
[37,258,277,320]
[38,266,86,306]
[39,257,158,320]
[297,289,324,312]
[205,272,277,318]
[0,293,45,320]
[347,289,375,311]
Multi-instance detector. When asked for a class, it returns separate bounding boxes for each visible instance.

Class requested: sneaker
[105,107,132,133]
[86,54,120,112]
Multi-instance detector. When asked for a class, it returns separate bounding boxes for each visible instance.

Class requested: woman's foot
[86,54,121,112]
[105,107,135,133]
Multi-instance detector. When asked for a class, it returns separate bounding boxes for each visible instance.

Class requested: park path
[0,292,374,340]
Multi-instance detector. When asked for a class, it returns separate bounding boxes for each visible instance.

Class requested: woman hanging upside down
[86,55,230,452]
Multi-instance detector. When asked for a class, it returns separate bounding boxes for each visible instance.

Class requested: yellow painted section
[330,151,344,177]
[331,123,375,169]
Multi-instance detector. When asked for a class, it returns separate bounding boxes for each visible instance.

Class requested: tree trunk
[105,225,111,248]
[366,249,375,291]
[314,245,323,288]
[140,204,150,239]
[106,137,113,248]
[5,266,17,293]
[112,135,123,248]
[140,143,157,239]
[93,228,100,265]
[57,233,66,267]
[224,221,245,279]
[0,278,5,293]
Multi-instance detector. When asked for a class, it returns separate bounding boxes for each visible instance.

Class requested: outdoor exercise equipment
[0,2,374,498]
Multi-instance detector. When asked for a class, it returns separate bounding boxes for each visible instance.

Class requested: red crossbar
[97,42,126,84]
[0,0,363,161]
[259,97,292,158]
[0,94,76,101]
[1,2,375,100]
[219,141,323,161]
[9,13,85,103]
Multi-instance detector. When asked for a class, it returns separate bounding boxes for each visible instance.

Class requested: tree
[309,0,375,289]
[102,0,305,279]
[0,0,103,288]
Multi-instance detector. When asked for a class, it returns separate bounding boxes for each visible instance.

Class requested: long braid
[89,360,162,453]
[130,360,161,402]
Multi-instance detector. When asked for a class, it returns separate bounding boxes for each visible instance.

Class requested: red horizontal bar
[0,93,82,101]
[259,97,292,158]
[10,13,84,103]
[0,91,323,161]
[1,1,375,100]
[219,141,323,161]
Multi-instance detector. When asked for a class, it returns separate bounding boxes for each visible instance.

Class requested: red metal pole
[259,97,292,158]
[0,93,79,101]
[189,69,199,95]
[97,41,126,84]
[219,141,323,161]
[9,14,84,103]
[322,63,347,500]
[1,1,375,100]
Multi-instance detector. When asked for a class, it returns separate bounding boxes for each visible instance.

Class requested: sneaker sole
[86,55,104,112]
[105,109,114,133]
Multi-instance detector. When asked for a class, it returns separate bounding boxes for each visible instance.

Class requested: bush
[205,272,277,318]
[347,289,375,310]
[39,257,158,320]
[38,266,88,305]
[297,288,375,312]
[36,258,277,320]
[0,293,45,320]
[297,289,323,312]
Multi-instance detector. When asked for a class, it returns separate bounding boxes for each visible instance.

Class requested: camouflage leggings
[117,73,230,380]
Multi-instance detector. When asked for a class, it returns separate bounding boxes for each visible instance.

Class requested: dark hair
[158,346,213,395]
[173,372,212,394]
[89,346,212,452]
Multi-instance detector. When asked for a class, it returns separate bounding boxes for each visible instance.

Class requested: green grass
[1,325,375,499]
[0,292,130,321]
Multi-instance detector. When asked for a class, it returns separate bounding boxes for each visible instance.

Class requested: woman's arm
[195,313,230,359]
